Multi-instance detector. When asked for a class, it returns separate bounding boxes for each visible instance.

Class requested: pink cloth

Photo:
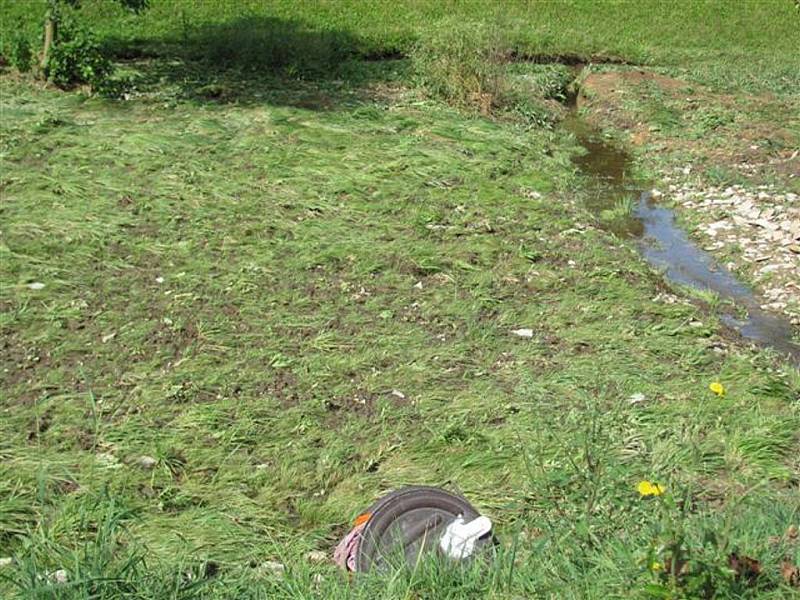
[333,522,367,571]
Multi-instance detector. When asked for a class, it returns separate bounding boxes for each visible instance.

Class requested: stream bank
[561,80,800,365]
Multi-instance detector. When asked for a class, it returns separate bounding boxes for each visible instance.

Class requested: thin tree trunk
[41,13,57,70]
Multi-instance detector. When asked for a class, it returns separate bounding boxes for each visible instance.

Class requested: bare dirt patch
[578,70,799,182]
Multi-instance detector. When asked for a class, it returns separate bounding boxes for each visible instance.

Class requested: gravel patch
[659,171,800,324]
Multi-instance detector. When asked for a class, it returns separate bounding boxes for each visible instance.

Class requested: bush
[45,24,113,90]
[410,20,511,114]
[7,34,34,73]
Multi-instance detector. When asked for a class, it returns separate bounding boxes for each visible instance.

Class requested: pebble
[306,550,329,564]
[257,561,285,576]
[671,179,799,322]
[50,569,68,584]
[137,456,158,470]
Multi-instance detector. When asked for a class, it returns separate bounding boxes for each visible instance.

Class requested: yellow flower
[650,561,664,572]
[637,480,665,497]
[709,381,725,396]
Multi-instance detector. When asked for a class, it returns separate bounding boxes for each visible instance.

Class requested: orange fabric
[354,512,371,526]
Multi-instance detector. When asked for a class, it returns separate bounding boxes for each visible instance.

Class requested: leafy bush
[410,20,511,113]
[45,23,113,89]
[7,33,33,73]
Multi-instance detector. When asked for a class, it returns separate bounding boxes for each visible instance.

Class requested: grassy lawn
[1,1,799,598]
[2,0,799,93]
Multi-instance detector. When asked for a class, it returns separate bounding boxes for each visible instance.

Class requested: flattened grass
[1,57,799,597]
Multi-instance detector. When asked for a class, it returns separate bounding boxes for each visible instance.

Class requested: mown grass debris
[1,1,799,598]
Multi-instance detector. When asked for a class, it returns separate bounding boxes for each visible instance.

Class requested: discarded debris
[511,328,534,338]
[333,486,494,573]
[49,569,69,584]
[627,392,646,405]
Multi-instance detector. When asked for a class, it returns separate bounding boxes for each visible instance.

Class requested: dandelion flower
[650,561,664,572]
[637,480,665,497]
[709,381,725,396]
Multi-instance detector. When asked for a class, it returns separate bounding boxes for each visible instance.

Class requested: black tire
[355,486,486,573]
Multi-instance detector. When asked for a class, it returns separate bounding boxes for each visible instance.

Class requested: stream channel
[562,103,800,366]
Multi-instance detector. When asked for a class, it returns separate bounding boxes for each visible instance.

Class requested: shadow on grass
[102,16,407,110]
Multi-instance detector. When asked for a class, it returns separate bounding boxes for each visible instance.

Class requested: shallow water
[563,113,800,365]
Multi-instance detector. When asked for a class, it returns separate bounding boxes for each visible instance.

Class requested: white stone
[306,550,328,564]
[50,569,68,584]
[628,393,646,405]
[257,561,285,576]
[137,456,158,470]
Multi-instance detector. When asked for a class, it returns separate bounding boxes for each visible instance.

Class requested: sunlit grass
[1,1,799,597]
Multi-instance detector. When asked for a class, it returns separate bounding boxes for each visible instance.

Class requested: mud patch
[583,70,689,96]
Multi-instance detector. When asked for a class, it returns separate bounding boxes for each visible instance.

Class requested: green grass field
[1,1,799,598]
[2,0,799,93]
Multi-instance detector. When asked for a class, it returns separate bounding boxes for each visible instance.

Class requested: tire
[355,486,488,573]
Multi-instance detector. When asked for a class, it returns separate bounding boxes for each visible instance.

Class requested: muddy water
[562,112,800,365]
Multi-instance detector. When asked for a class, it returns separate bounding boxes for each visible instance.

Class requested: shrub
[410,20,511,114]
[45,23,113,90]
[7,34,34,73]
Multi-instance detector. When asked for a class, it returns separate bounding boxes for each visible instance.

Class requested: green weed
[410,19,510,114]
